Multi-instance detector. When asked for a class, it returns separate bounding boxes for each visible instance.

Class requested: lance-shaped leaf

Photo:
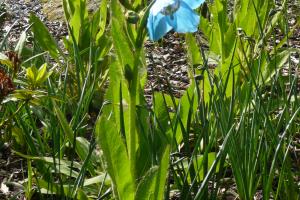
[96,110,135,200]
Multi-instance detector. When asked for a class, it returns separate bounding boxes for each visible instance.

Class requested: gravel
[2,0,298,102]
[1,0,192,104]
[2,0,67,46]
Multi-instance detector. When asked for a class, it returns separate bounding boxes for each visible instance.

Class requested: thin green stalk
[26,159,32,198]
[128,65,138,179]
[0,101,27,129]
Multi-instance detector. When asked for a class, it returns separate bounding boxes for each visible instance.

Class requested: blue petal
[167,2,200,33]
[150,0,179,15]
[182,0,205,10]
[147,12,173,41]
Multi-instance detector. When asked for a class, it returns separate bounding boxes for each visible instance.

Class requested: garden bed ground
[0,0,299,199]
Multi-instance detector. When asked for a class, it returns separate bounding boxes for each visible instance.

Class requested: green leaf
[76,189,89,200]
[262,50,293,84]
[13,152,83,169]
[83,174,111,186]
[0,52,13,68]
[135,166,158,200]
[111,0,135,69]
[150,93,173,167]
[36,63,52,85]
[26,66,38,85]
[105,60,130,140]
[29,13,60,59]
[96,110,135,200]
[95,0,108,40]
[53,103,95,174]
[75,137,98,166]
[69,0,88,44]
[182,152,219,181]
[185,33,202,66]
[37,179,89,199]
[154,146,170,200]
[15,31,27,57]
[36,63,47,82]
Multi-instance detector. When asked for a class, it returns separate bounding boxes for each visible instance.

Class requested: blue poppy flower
[147,0,205,41]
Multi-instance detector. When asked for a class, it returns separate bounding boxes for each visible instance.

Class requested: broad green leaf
[111,0,135,70]
[105,60,130,142]
[135,166,158,200]
[185,33,202,66]
[175,83,198,142]
[36,63,52,85]
[26,66,38,84]
[83,174,111,186]
[185,33,214,103]
[261,49,294,84]
[14,152,82,178]
[13,152,82,169]
[154,145,170,200]
[37,179,89,199]
[15,31,27,57]
[153,92,173,143]
[69,0,88,44]
[76,137,99,166]
[96,110,135,200]
[95,0,108,40]
[36,63,47,83]
[29,13,60,59]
